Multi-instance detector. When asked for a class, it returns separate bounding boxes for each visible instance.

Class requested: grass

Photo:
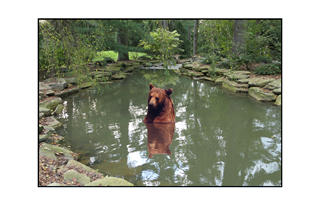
[92,51,153,62]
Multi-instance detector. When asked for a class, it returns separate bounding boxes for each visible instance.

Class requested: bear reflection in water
[144,122,175,158]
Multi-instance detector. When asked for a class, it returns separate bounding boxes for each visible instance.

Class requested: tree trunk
[188,26,191,56]
[163,20,168,30]
[193,20,199,56]
[117,28,129,61]
[232,20,247,55]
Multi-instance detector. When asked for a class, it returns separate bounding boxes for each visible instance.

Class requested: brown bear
[143,83,175,123]
[144,122,175,158]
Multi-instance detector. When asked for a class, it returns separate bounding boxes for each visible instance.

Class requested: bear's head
[148,83,172,111]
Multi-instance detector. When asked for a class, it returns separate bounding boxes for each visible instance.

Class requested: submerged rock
[85,177,134,186]
[248,87,277,102]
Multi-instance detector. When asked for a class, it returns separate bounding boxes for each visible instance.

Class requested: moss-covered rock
[264,79,281,90]
[85,177,134,186]
[63,169,91,185]
[39,146,58,161]
[39,107,51,116]
[215,77,226,84]
[55,87,79,98]
[275,95,281,106]
[39,124,44,134]
[41,143,79,161]
[79,82,92,89]
[248,87,277,102]
[215,68,230,75]
[273,88,281,95]
[39,97,63,111]
[53,104,64,115]
[59,159,102,175]
[44,116,63,129]
[111,72,126,80]
[222,79,249,93]
[44,78,68,91]
[187,70,204,77]
[248,78,275,88]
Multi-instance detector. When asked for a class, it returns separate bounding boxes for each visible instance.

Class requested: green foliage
[254,62,281,75]
[138,28,183,69]
[231,31,272,70]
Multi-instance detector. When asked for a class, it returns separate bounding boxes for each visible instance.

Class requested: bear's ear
[165,88,172,96]
[149,83,154,90]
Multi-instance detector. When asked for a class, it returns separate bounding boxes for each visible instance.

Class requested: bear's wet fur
[143,83,175,123]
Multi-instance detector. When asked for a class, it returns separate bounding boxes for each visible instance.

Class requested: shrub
[254,62,281,75]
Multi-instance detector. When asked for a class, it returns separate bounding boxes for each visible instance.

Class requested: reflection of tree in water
[141,69,180,88]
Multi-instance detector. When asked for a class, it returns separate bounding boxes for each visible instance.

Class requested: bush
[254,62,281,75]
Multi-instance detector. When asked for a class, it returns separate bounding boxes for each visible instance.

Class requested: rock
[39,82,52,91]
[58,159,102,175]
[145,62,152,67]
[215,68,230,75]
[85,177,134,186]
[202,77,215,82]
[273,88,281,95]
[226,74,250,80]
[237,79,250,84]
[47,183,67,186]
[248,87,277,102]
[46,90,55,96]
[264,79,281,90]
[64,77,78,85]
[55,87,79,97]
[275,95,281,106]
[137,56,151,60]
[63,169,91,185]
[39,97,63,111]
[39,107,51,116]
[79,82,92,89]
[187,70,203,77]
[248,78,275,87]
[39,91,45,97]
[124,67,134,73]
[222,79,249,93]
[39,113,44,119]
[39,146,58,161]
[53,104,64,115]
[111,72,126,80]
[41,143,79,161]
[44,116,63,129]
[44,78,68,91]
[39,124,44,133]
[215,77,225,85]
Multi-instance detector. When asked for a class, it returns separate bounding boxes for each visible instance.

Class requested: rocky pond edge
[38,57,282,186]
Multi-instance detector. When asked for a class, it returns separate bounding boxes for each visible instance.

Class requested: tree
[117,27,129,61]
[232,20,247,55]
[193,20,199,56]
[138,28,183,69]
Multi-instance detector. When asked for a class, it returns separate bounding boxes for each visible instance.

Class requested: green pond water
[56,69,282,186]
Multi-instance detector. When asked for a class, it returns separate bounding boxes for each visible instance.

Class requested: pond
[56,69,282,186]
